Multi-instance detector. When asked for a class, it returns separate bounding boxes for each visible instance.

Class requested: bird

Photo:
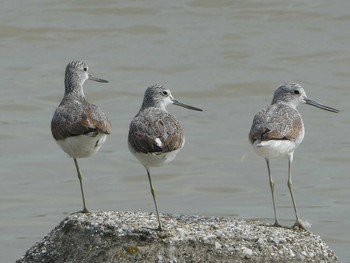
[249,83,339,230]
[128,85,202,231]
[51,61,112,213]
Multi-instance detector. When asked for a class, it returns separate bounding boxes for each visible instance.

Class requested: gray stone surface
[17,211,339,263]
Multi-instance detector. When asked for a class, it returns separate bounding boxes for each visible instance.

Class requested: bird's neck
[140,100,168,112]
[273,101,298,110]
[141,105,167,113]
[64,83,86,101]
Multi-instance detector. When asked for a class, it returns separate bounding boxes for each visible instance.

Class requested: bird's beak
[89,74,108,83]
[172,99,203,111]
[304,97,339,113]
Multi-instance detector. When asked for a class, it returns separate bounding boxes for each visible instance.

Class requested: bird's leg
[146,167,163,231]
[287,153,306,230]
[73,158,90,213]
[265,158,282,227]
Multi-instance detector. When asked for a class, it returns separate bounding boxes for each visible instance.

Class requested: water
[1,0,349,262]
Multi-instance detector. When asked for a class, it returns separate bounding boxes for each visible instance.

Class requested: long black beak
[89,75,108,83]
[304,98,339,113]
[173,99,203,111]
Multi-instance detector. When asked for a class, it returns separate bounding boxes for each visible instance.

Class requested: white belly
[128,142,182,168]
[252,139,297,159]
[56,134,107,158]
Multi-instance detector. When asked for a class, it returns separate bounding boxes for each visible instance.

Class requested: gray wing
[51,102,111,141]
[128,108,184,153]
[249,103,302,143]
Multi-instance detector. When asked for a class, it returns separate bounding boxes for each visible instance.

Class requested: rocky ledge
[17,211,339,263]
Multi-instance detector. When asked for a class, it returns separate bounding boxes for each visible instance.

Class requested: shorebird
[51,61,111,213]
[128,85,202,231]
[249,83,339,230]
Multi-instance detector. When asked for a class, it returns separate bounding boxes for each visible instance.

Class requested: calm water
[1,0,349,262]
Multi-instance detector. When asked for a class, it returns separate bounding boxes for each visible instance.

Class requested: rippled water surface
[1,1,350,262]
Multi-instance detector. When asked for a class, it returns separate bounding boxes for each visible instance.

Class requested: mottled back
[249,102,303,144]
[128,107,183,154]
[51,95,111,141]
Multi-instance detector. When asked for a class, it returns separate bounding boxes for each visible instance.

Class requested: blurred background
[0,0,349,262]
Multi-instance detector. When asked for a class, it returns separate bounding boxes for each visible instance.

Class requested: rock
[16,211,339,263]
[214,241,222,250]
[242,247,253,259]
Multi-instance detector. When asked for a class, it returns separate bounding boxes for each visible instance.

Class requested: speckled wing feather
[129,108,184,154]
[249,103,302,143]
[51,101,111,141]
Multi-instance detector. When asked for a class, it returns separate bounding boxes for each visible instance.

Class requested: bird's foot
[156,225,163,232]
[143,224,164,232]
[272,220,285,228]
[273,223,283,228]
[292,221,309,231]
[262,221,287,229]
[71,208,91,214]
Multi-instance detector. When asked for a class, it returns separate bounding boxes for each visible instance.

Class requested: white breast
[252,139,298,159]
[56,133,107,158]
[128,142,182,168]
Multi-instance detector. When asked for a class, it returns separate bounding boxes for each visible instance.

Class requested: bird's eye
[83,67,88,72]
[161,90,168,96]
[293,90,300,95]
